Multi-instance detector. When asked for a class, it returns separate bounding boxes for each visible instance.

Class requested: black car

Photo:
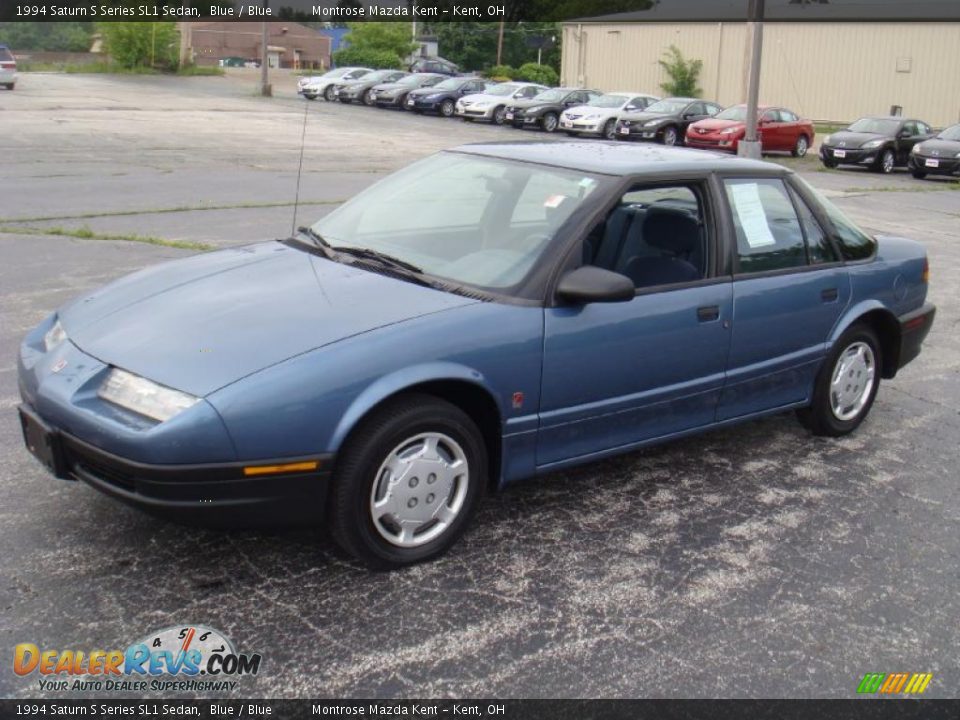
[615,97,723,146]
[370,73,446,109]
[819,116,933,174]
[409,56,460,76]
[506,88,602,133]
[405,76,490,117]
[336,70,408,105]
[907,123,960,179]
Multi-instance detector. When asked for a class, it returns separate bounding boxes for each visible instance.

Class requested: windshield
[363,70,396,82]
[937,124,960,141]
[644,99,690,114]
[486,83,524,96]
[395,75,428,86]
[715,106,748,121]
[431,78,464,91]
[586,95,628,108]
[311,153,604,290]
[531,89,566,103]
[847,118,900,135]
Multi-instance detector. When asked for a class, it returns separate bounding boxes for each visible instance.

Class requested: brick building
[185,22,331,70]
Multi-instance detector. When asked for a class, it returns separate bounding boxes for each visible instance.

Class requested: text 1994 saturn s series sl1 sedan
[18,143,935,568]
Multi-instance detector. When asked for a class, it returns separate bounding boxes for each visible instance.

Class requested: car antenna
[291,95,310,236]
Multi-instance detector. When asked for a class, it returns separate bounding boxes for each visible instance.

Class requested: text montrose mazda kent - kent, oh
[18,143,935,568]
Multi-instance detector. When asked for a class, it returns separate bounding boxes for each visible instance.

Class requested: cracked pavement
[0,72,958,699]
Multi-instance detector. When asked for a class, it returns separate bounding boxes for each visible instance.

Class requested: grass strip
[0,224,215,251]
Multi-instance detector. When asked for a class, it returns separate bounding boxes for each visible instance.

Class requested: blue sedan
[18,143,935,568]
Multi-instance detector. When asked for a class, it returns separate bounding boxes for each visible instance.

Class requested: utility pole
[260,8,271,97]
[496,20,504,66]
[739,0,764,159]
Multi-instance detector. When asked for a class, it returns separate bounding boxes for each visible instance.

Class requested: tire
[323,85,336,101]
[362,89,375,106]
[329,394,487,569]
[492,105,507,125]
[911,169,927,179]
[397,93,409,110]
[440,99,455,117]
[822,158,838,169]
[661,125,680,146]
[304,94,316,101]
[602,118,617,140]
[541,112,559,133]
[792,134,809,158]
[874,148,895,174]
[796,324,881,437]
[565,131,579,137]
[4,83,13,91]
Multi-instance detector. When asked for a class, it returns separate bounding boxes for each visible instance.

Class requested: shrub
[514,63,558,87]
[658,45,703,97]
[484,64,515,80]
[97,22,179,70]
[332,47,403,70]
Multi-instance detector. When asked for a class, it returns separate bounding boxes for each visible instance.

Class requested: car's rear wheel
[440,99,455,117]
[541,112,559,133]
[4,83,13,91]
[602,118,617,140]
[797,324,881,437]
[323,85,336,101]
[492,106,507,125]
[329,394,486,568]
[875,148,895,174]
[911,169,927,179]
[792,134,809,158]
[662,125,679,146]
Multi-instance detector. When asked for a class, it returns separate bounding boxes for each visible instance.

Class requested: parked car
[336,70,408,105]
[300,67,371,101]
[616,97,724,146]
[908,123,960,179]
[506,87,604,133]
[455,82,549,125]
[18,142,935,568]
[819,116,933,173]
[0,44,17,90]
[406,76,492,117]
[409,57,459,76]
[685,104,815,157]
[370,73,446,109]
[560,92,660,139]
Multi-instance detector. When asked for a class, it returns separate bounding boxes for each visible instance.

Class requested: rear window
[0,48,14,62]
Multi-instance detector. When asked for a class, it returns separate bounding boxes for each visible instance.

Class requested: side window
[781,110,798,122]
[724,178,806,274]
[760,109,778,123]
[468,80,484,92]
[585,185,707,289]
[705,103,722,116]
[902,121,917,136]
[788,187,837,264]
[631,96,648,110]
[687,102,704,116]
[918,121,931,135]
[522,86,540,98]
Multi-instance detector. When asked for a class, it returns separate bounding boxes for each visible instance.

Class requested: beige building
[562,8,960,126]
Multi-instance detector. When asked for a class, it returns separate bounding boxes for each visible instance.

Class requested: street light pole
[260,8,271,97]
[739,0,764,159]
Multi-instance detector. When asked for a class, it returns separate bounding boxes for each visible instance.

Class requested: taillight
[0,62,15,70]
[922,256,929,283]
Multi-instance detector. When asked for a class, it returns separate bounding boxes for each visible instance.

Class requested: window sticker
[544,194,568,209]
[730,183,777,248]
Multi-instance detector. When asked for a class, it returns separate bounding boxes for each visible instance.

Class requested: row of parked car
[297,67,960,180]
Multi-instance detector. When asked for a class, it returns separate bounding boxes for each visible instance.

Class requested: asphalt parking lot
[1,71,958,699]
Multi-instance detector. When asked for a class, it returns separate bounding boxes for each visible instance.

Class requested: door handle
[821,288,839,302]
[697,305,720,322]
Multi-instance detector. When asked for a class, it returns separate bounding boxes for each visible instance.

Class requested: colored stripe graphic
[857,672,933,695]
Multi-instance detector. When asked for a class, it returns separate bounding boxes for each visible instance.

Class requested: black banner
[1,700,959,719]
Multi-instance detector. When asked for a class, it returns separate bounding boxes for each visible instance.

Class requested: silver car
[455,82,548,125]
[0,45,17,90]
[300,67,371,101]
[560,92,660,139]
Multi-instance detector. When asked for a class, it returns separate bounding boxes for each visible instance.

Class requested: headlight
[955,152,960,158]
[823,135,832,145]
[44,319,67,352]
[525,106,542,114]
[862,139,883,149]
[643,119,661,127]
[911,144,920,154]
[98,368,200,423]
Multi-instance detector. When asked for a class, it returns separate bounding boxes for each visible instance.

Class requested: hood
[409,85,448,97]
[60,242,476,397]
[689,118,744,133]
[510,98,559,110]
[459,92,508,104]
[372,81,408,92]
[826,130,888,147]
[620,110,673,123]
[914,137,960,156]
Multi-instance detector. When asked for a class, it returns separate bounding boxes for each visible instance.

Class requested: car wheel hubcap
[494,108,505,124]
[604,120,615,139]
[664,128,677,145]
[544,115,557,131]
[882,151,893,172]
[797,137,807,156]
[369,432,469,548]
[442,101,453,116]
[830,341,876,421]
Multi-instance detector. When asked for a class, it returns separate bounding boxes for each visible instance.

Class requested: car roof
[450,141,779,176]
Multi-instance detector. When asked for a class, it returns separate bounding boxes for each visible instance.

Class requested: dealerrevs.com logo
[14,625,262,693]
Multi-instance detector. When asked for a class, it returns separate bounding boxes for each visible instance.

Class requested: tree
[0,21,94,51]
[97,22,180,69]
[332,47,403,70]
[658,45,703,97]
[338,22,417,67]
[514,62,558,86]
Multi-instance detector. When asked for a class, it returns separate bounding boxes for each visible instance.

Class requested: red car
[685,104,814,157]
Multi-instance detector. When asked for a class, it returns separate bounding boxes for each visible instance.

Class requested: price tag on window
[730,183,777,248]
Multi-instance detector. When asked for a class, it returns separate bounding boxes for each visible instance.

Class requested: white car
[300,67,371,101]
[0,44,17,90]
[559,92,660,139]
[455,82,548,125]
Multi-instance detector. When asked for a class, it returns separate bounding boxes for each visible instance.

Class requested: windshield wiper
[295,226,335,258]
[331,245,425,275]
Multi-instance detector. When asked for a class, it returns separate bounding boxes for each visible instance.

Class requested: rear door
[717,177,850,420]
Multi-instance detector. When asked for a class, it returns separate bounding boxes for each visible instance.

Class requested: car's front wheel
[329,394,486,568]
[792,134,809,158]
[602,118,617,140]
[661,125,680,146]
[492,105,507,125]
[822,158,838,169]
[875,148,895,174]
[911,168,927,179]
[797,324,881,437]
[440,99,455,117]
[541,112,559,133]
[324,85,336,101]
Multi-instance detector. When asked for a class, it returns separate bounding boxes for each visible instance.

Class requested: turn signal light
[922,257,929,284]
[243,460,320,477]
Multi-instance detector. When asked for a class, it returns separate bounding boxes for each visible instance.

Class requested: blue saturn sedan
[18,143,935,568]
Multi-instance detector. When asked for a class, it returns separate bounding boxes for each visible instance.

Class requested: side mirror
[624,105,637,112]
[556,266,635,304]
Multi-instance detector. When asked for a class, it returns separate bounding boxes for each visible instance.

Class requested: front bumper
[820,145,880,166]
[616,123,658,139]
[909,154,960,176]
[1,69,18,84]
[456,106,493,119]
[686,135,738,152]
[18,402,331,528]
[373,94,404,107]
[897,303,936,372]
